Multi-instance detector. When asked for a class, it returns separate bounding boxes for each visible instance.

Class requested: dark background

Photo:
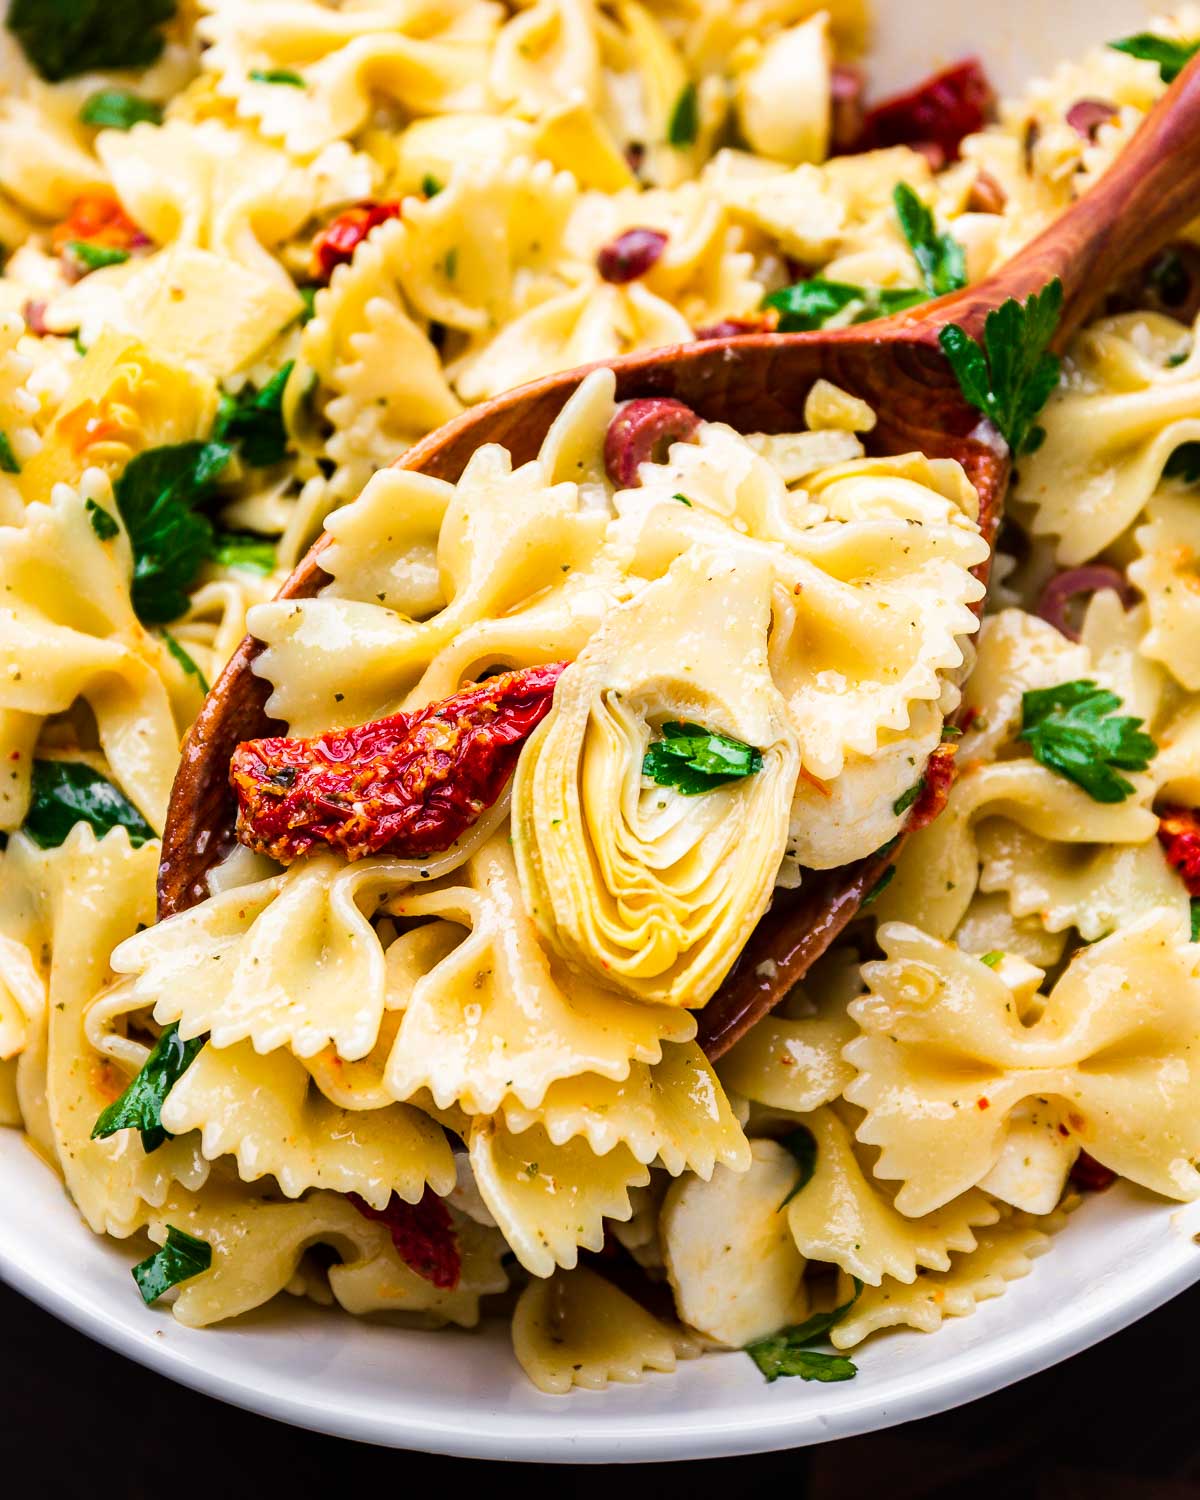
[4,1278,1197,1497]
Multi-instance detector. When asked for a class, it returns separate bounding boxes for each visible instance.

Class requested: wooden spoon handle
[920,52,1200,345]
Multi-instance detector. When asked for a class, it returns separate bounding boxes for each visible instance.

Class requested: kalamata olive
[603,397,701,487]
[596,228,668,284]
[1065,98,1118,139]
[1035,565,1136,641]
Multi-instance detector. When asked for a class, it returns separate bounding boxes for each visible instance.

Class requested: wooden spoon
[159,56,1200,1058]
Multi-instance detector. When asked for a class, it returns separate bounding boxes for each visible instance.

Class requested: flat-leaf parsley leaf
[745,1282,863,1383]
[92,1022,206,1153]
[938,278,1063,455]
[1019,679,1157,803]
[7,0,176,83]
[213,362,293,468]
[21,760,155,849]
[765,278,926,332]
[132,1225,212,1304]
[1109,32,1199,82]
[893,183,966,296]
[642,721,763,796]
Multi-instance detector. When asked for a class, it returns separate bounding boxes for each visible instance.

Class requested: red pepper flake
[312,201,402,281]
[1157,805,1200,896]
[348,1188,460,1288]
[1069,1150,1118,1193]
[231,663,565,864]
[908,741,958,830]
[852,58,995,165]
[976,1097,990,1110]
[596,227,667,284]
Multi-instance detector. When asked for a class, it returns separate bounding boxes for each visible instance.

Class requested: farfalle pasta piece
[514,545,799,1010]
[329,1207,510,1328]
[250,441,607,735]
[829,1208,1064,1350]
[0,473,190,831]
[198,0,497,154]
[784,1106,1000,1286]
[112,849,479,1061]
[384,835,696,1115]
[159,1039,456,1209]
[0,834,49,1063]
[500,1040,750,1177]
[0,311,39,522]
[845,914,1200,1214]
[512,1265,699,1394]
[661,1138,808,1346]
[145,1185,389,1327]
[1017,311,1200,565]
[733,11,831,165]
[469,1117,650,1277]
[1130,488,1200,692]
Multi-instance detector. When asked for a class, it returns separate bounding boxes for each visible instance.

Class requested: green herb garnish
[132,1224,212,1304]
[80,89,163,130]
[642,721,763,796]
[765,278,926,332]
[212,531,277,575]
[0,432,20,474]
[1018,679,1157,803]
[421,174,443,198]
[66,241,131,272]
[893,182,966,297]
[893,779,924,816]
[163,632,209,694]
[1191,899,1200,943]
[862,864,896,904]
[114,440,233,624]
[7,0,176,83]
[938,279,1063,455]
[667,82,699,148]
[22,760,155,849]
[213,362,293,468]
[85,496,119,540]
[249,68,305,87]
[979,950,1004,967]
[92,1022,205,1153]
[1109,32,1200,83]
[777,1125,817,1211]
[745,1282,863,1383]
[297,286,318,325]
[672,492,693,506]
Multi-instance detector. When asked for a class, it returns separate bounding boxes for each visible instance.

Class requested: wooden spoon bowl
[159,57,1200,1057]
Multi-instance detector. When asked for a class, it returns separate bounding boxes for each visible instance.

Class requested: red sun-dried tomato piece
[231,663,565,864]
[312,201,402,281]
[855,58,995,165]
[51,190,150,264]
[349,1188,461,1289]
[603,397,701,487]
[1157,805,1200,896]
[908,741,958,830]
[596,227,668,283]
[1069,1151,1118,1193]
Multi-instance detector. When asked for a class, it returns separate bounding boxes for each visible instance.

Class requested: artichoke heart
[513,546,799,1009]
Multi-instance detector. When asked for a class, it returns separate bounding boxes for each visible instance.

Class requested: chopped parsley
[80,89,163,130]
[938,279,1063,455]
[892,183,967,297]
[297,285,318,325]
[163,631,209,694]
[1192,899,1200,943]
[212,531,277,575]
[114,440,233,624]
[85,496,119,540]
[893,778,924,816]
[1018,679,1157,803]
[0,432,20,474]
[745,1282,863,1383]
[92,1022,206,1153]
[1109,32,1200,83]
[862,864,896,904]
[7,0,176,83]
[66,240,131,272]
[672,492,693,506]
[642,721,763,796]
[249,68,305,87]
[213,362,293,468]
[765,277,926,332]
[21,760,155,849]
[421,174,443,198]
[777,1125,817,1211]
[979,950,1004,967]
[133,1225,212,1305]
[667,82,699,148]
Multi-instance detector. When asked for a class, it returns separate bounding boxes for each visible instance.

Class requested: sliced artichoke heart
[514,546,799,1009]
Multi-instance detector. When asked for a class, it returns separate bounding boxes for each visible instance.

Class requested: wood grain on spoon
[159,56,1200,1059]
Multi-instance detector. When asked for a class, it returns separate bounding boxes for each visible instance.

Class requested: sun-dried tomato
[1157,805,1200,896]
[51,190,150,260]
[231,663,565,864]
[852,58,995,166]
[348,1188,461,1289]
[311,201,402,280]
[1069,1151,1118,1193]
[908,741,958,830]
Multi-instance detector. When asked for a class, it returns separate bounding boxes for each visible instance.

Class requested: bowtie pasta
[2,0,1200,1406]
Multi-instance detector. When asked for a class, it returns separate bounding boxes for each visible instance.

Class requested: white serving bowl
[4,0,1197,1461]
